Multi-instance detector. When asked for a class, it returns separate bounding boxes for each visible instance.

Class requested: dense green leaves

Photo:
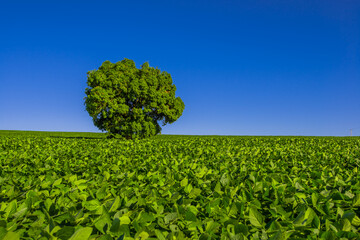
[84,59,185,139]
[0,133,360,239]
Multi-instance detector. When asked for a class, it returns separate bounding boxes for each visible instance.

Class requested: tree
[84,59,185,139]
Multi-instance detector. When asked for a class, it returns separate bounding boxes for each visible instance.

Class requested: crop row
[0,136,360,239]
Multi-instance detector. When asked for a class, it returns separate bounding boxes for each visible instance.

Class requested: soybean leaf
[68,227,93,240]
[249,207,264,228]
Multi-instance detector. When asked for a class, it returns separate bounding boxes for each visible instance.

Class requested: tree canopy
[85,59,185,139]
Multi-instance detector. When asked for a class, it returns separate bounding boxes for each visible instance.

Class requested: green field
[1,131,360,239]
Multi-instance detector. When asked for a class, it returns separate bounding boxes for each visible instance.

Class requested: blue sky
[0,0,359,136]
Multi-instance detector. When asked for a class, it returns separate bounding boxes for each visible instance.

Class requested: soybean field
[0,131,360,239]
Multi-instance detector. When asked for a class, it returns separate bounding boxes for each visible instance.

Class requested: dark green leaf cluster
[84,59,185,139]
[1,134,360,239]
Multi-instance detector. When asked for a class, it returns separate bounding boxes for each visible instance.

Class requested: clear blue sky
[0,0,359,136]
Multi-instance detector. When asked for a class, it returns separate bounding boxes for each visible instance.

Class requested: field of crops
[1,131,360,240]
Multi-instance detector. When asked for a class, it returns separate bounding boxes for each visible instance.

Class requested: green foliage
[0,130,105,139]
[84,59,185,139]
[1,133,360,239]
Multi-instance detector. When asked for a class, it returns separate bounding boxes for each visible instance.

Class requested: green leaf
[110,218,120,233]
[109,196,121,212]
[268,220,282,232]
[97,234,112,240]
[83,199,101,211]
[96,186,107,200]
[235,224,248,236]
[170,224,180,232]
[303,207,316,225]
[0,228,7,240]
[332,191,344,201]
[214,182,223,195]
[271,230,286,240]
[220,173,230,186]
[55,226,75,240]
[199,233,210,240]
[44,198,52,212]
[337,207,344,218]
[137,231,149,239]
[205,220,220,232]
[185,210,197,221]
[311,193,318,206]
[54,212,72,224]
[12,204,28,219]
[2,231,20,240]
[184,183,193,194]
[95,213,111,234]
[353,194,360,207]
[189,188,202,199]
[351,215,360,226]
[103,171,110,181]
[293,211,305,225]
[321,231,337,240]
[295,182,304,191]
[336,231,358,239]
[53,178,62,186]
[68,227,93,240]
[4,200,17,219]
[138,212,155,223]
[341,218,351,231]
[180,177,188,187]
[249,207,264,228]
[154,230,166,240]
[119,216,131,225]
[253,182,263,193]
[164,212,178,224]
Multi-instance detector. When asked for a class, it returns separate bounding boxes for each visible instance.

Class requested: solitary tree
[85,59,185,139]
